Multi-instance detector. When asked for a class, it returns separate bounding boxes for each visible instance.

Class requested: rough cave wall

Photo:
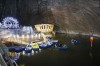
[48,0,100,36]
[0,0,100,35]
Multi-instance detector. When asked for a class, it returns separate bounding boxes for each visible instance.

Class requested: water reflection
[9,52,19,61]
[8,49,41,61]
[7,34,100,66]
[19,64,25,66]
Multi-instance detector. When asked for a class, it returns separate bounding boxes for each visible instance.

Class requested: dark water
[15,34,100,66]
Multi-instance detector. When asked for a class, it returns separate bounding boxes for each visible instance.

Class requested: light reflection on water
[8,34,100,66]
[8,49,42,61]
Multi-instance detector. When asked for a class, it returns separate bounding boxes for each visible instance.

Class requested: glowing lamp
[90,37,94,42]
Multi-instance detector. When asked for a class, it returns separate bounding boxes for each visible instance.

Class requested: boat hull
[55,45,68,51]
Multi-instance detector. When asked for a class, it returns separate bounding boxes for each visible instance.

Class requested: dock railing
[0,43,18,66]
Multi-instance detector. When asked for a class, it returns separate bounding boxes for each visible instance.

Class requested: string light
[1,17,19,28]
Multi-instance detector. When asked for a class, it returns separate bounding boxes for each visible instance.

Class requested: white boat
[48,39,58,45]
[38,39,58,49]
[25,44,32,53]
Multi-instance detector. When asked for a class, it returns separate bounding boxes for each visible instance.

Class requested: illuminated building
[35,24,55,37]
[35,24,54,33]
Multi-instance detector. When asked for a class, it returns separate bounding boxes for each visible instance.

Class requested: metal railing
[0,43,18,66]
[0,53,7,66]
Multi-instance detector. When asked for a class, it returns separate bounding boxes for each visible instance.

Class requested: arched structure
[35,24,55,38]
[35,24,54,33]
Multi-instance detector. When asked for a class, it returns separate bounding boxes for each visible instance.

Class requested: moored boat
[31,42,39,51]
[25,45,32,53]
[8,46,15,52]
[69,39,80,45]
[39,43,48,49]
[14,46,25,52]
[55,44,68,51]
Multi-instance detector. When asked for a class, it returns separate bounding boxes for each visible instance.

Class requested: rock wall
[0,0,100,36]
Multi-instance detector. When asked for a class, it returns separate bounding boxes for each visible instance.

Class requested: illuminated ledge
[35,24,54,33]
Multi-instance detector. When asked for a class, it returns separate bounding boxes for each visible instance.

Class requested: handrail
[12,60,18,66]
[0,53,7,66]
[0,43,18,66]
